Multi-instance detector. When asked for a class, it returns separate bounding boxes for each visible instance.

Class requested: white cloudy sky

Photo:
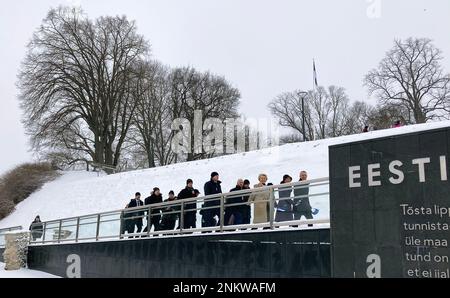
[1,0,449,175]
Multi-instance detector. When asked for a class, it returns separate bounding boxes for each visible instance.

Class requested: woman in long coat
[248,174,270,224]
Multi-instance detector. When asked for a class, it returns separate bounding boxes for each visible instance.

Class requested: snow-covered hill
[1,121,449,229]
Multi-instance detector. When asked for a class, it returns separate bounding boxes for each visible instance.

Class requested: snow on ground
[0,263,59,278]
[1,120,449,230]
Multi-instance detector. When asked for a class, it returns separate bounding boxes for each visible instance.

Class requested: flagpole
[313,58,318,91]
[313,58,315,91]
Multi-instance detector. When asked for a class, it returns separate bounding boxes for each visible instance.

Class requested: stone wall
[3,232,30,270]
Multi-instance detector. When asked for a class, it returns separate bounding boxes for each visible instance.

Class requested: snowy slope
[1,121,450,229]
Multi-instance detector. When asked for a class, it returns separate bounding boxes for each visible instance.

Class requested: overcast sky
[1,0,449,175]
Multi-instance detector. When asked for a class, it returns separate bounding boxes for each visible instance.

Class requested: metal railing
[28,177,330,245]
[0,226,23,248]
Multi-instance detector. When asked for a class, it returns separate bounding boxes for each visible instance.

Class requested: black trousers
[161,218,176,231]
[293,210,313,227]
[275,211,294,222]
[183,213,197,229]
[127,218,143,234]
[293,210,313,220]
[202,208,220,227]
[144,215,161,232]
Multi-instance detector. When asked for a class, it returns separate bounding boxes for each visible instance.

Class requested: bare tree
[18,7,149,171]
[269,86,371,140]
[170,67,241,161]
[268,91,314,141]
[364,38,450,124]
[308,87,331,139]
[326,86,350,137]
[342,101,373,134]
[130,61,176,168]
[366,103,409,130]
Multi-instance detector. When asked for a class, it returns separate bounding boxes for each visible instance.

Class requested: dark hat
[283,174,292,181]
[135,192,141,197]
[186,179,193,185]
[244,179,250,185]
[169,190,175,195]
[153,187,160,192]
[211,172,219,178]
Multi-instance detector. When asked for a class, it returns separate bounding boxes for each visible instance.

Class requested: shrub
[0,163,60,220]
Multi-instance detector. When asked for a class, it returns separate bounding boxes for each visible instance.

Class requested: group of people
[121,170,314,236]
[363,120,405,133]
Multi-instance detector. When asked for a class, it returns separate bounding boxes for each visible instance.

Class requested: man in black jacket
[144,188,163,232]
[202,172,222,228]
[125,192,144,236]
[177,179,198,229]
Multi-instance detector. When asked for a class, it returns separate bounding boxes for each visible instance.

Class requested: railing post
[95,214,101,241]
[75,217,80,243]
[147,207,152,237]
[180,202,185,233]
[42,222,46,244]
[269,187,275,230]
[119,211,124,239]
[27,226,31,246]
[57,220,62,243]
[219,195,224,232]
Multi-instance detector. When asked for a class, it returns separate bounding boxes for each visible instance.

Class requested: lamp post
[298,91,308,142]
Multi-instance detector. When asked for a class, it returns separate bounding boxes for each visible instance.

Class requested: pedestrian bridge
[1,178,331,278]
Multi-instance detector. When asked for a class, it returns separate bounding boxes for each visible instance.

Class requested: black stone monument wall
[329,127,450,278]
[28,229,330,278]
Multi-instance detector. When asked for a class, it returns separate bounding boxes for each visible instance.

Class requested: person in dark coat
[241,179,252,225]
[29,215,43,241]
[160,191,178,231]
[144,188,163,232]
[125,192,145,236]
[225,179,245,227]
[275,175,294,222]
[293,171,313,227]
[363,126,369,133]
[177,179,198,229]
[202,172,222,228]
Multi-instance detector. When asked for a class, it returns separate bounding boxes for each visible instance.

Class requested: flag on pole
[313,59,318,89]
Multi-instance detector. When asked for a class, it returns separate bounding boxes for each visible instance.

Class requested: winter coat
[161,198,179,221]
[145,194,163,214]
[204,180,222,207]
[277,182,293,212]
[227,186,245,214]
[178,187,197,212]
[248,183,270,223]
[29,220,43,236]
[293,181,311,212]
[126,199,145,217]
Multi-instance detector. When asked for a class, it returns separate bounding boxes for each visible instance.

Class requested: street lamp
[298,91,308,142]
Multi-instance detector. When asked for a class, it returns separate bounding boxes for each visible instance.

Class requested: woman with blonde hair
[248,174,270,224]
